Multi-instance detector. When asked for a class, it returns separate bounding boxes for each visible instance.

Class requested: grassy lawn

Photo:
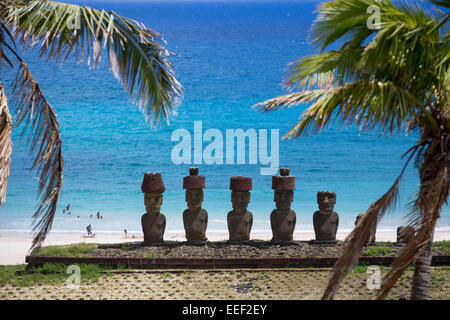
[27,241,450,258]
[433,241,450,255]
[31,243,98,257]
[0,263,113,287]
[0,265,448,300]
[362,247,393,256]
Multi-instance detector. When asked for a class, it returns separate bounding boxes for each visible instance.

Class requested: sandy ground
[1,267,449,300]
[1,229,449,265]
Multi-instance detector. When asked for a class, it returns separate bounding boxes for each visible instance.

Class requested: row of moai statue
[140,167,415,244]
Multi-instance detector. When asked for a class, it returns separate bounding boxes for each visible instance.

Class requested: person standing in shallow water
[182,167,208,242]
[140,172,166,243]
[313,191,339,241]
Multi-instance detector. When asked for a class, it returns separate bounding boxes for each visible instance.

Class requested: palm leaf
[429,0,450,9]
[376,135,449,299]
[10,60,63,250]
[2,0,183,125]
[0,21,14,68]
[255,0,449,300]
[0,83,13,204]
[255,80,429,138]
[0,0,184,250]
[322,144,419,299]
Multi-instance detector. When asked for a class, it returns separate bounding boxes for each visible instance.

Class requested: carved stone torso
[227,210,253,241]
[183,208,208,241]
[270,209,296,241]
[141,212,166,243]
[313,210,339,241]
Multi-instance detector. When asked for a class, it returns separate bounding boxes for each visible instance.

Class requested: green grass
[433,241,450,255]
[376,241,393,245]
[32,243,98,257]
[0,263,109,287]
[362,247,393,256]
[351,264,386,274]
[121,243,132,251]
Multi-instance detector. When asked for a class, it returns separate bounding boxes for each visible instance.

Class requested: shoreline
[1,228,449,266]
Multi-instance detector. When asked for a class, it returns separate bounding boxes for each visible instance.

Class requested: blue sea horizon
[1,1,448,236]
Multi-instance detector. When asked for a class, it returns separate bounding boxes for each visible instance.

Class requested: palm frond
[0,0,185,249]
[429,0,450,9]
[321,145,418,299]
[256,80,428,138]
[10,61,63,250]
[376,135,449,299]
[310,0,396,51]
[285,44,366,91]
[253,0,449,301]
[2,0,182,125]
[311,0,437,51]
[0,83,13,204]
[0,21,14,68]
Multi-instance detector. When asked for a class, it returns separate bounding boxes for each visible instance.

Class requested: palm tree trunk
[409,135,448,300]
[410,230,434,299]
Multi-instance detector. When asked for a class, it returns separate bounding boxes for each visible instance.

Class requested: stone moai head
[355,213,364,225]
[230,176,252,212]
[183,167,205,210]
[141,172,165,214]
[317,191,336,213]
[272,168,295,211]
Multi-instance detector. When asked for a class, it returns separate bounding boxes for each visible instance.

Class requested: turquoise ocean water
[1,1,448,235]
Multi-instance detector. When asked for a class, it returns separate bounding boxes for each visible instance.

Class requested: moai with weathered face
[141,172,166,243]
[313,191,339,242]
[355,213,376,244]
[397,226,415,244]
[182,167,208,242]
[227,176,253,241]
[271,168,296,242]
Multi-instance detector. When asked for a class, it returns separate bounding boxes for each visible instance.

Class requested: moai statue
[271,168,296,242]
[182,167,208,242]
[227,176,253,242]
[397,226,415,244]
[141,172,166,243]
[312,191,339,243]
[355,213,376,244]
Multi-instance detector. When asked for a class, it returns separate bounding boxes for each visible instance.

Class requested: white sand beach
[0,228,449,265]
